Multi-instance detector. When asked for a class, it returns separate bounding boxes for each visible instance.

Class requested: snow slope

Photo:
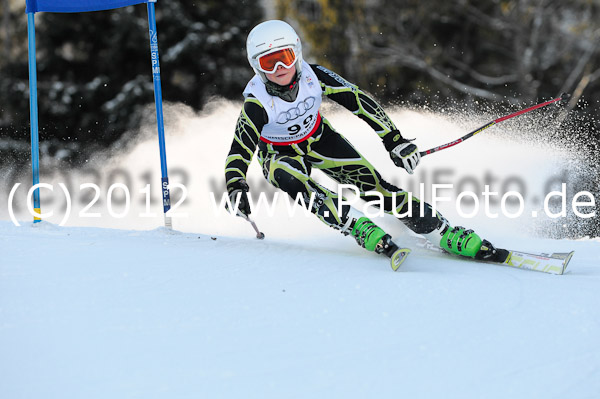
[1,102,600,398]
[1,222,599,399]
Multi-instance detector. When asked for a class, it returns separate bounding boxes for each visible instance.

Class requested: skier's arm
[225,96,266,192]
[312,64,421,174]
[311,64,398,139]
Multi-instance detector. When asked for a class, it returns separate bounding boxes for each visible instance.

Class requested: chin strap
[265,71,301,102]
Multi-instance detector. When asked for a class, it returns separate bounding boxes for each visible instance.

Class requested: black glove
[227,179,251,217]
[382,130,421,175]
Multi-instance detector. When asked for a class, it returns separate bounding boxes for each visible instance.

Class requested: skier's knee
[398,201,442,234]
[273,168,305,197]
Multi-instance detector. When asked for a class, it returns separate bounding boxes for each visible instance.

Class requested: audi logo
[275,96,316,124]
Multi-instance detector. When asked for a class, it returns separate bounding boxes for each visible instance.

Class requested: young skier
[225,20,503,269]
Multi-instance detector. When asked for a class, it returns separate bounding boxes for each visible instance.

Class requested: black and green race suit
[225,64,441,235]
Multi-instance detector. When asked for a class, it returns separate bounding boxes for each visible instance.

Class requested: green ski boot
[351,217,388,251]
[351,217,411,270]
[426,218,505,261]
[440,226,483,258]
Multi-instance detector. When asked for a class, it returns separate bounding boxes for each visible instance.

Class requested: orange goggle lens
[257,48,296,73]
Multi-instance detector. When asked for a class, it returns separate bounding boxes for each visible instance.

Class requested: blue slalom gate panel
[26,0,149,13]
[25,0,172,226]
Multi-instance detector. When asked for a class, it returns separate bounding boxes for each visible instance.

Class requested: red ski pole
[420,93,570,157]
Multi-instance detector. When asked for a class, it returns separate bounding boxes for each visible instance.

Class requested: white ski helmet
[246,20,303,83]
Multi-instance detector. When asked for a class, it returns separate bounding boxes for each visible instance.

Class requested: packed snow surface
[1,103,599,398]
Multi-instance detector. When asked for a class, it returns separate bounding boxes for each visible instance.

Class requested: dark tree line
[276,0,600,157]
[0,0,262,167]
[3,1,598,165]
[277,1,600,107]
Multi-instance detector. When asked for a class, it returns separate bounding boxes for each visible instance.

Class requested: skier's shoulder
[241,94,268,124]
[243,74,266,99]
[310,63,356,89]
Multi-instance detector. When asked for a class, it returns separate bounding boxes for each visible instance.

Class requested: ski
[501,250,574,275]
[390,247,411,271]
[377,235,411,271]
[414,238,574,275]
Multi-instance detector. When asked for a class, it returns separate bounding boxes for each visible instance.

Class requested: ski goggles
[256,47,297,74]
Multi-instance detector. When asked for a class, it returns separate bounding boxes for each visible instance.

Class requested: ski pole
[239,212,265,240]
[420,93,570,157]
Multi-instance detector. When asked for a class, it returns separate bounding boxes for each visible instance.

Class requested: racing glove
[382,130,421,174]
[227,179,251,217]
